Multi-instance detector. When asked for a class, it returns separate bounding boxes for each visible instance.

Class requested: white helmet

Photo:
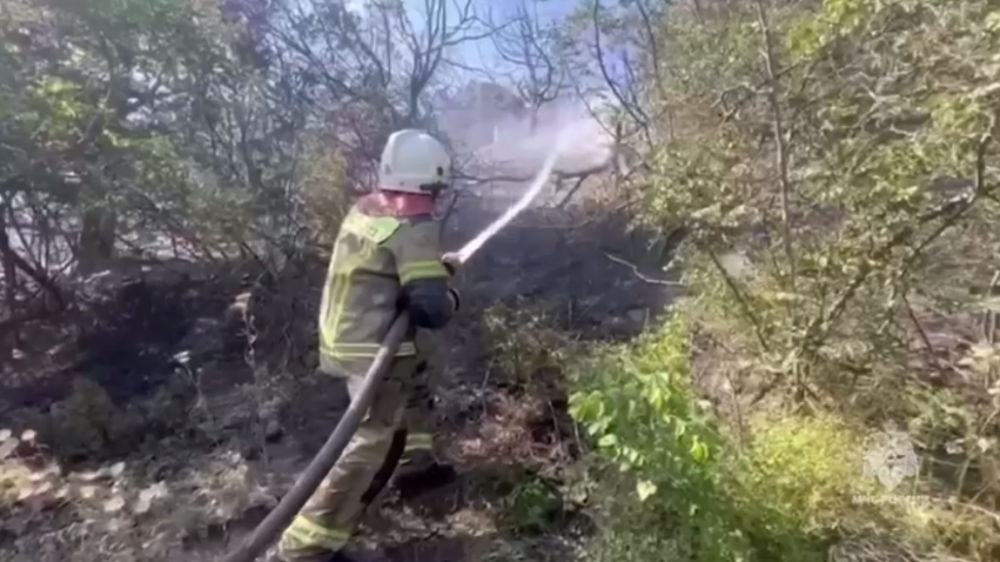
[378,129,452,194]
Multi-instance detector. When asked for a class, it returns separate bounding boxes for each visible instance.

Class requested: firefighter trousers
[277,356,437,562]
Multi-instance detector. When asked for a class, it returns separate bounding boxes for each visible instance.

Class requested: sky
[348,0,584,82]
[333,0,636,102]
[339,0,626,124]
[452,0,580,74]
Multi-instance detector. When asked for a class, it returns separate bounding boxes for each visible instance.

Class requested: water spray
[453,130,565,264]
[219,136,565,562]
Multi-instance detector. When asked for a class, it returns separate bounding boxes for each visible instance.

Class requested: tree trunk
[77,206,117,274]
[0,203,17,364]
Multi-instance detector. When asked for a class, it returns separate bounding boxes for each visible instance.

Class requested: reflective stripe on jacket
[318,193,451,364]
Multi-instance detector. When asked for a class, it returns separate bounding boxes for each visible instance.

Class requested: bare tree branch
[487,0,567,131]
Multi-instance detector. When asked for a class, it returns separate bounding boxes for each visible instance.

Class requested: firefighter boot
[390,428,456,499]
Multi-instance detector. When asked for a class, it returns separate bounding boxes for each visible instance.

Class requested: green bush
[557,0,1000,559]
[568,316,744,561]
[567,316,940,562]
[484,301,572,386]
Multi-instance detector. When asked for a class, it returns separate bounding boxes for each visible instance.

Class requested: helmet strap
[419,182,448,199]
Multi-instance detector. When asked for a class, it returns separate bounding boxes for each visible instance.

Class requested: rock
[627,308,648,325]
[263,419,284,442]
[133,481,169,514]
[102,494,126,513]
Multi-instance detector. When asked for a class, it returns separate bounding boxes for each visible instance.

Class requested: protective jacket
[317,190,459,367]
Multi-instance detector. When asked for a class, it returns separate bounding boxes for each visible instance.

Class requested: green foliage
[567,318,952,561]
[565,1,1000,560]
[734,415,878,538]
[35,378,137,461]
[0,0,314,268]
[29,374,196,463]
[295,137,353,248]
[484,301,572,386]
[569,317,745,561]
[570,317,720,503]
[499,473,565,534]
[640,0,1000,417]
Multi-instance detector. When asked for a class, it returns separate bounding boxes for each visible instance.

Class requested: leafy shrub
[499,473,566,534]
[568,316,744,561]
[566,315,970,562]
[484,301,573,386]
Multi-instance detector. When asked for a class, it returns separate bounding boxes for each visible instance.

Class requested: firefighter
[276,129,461,562]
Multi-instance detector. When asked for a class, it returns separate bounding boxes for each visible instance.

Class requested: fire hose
[220,138,563,562]
[220,312,410,562]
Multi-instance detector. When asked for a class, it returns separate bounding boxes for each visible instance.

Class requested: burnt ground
[0,199,682,562]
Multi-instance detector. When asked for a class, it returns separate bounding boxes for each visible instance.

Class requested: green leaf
[636,480,658,502]
[691,440,710,463]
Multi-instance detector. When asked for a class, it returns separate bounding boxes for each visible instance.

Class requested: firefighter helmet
[378,129,452,194]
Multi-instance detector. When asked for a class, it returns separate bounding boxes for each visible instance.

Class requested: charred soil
[0,202,680,562]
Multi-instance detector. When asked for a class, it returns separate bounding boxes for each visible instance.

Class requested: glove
[447,286,461,312]
[441,252,462,277]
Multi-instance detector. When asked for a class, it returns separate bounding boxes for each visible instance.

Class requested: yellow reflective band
[398,260,448,284]
[321,219,385,354]
[353,425,396,442]
[321,341,417,358]
[404,433,435,452]
[321,247,368,352]
[341,213,400,244]
[285,515,351,551]
[318,240,345,349]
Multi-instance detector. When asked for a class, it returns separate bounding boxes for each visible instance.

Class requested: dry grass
[0,439,280,562]
[449,390,573,474]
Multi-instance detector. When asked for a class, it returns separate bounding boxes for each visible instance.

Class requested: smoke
[454,132,565,262]
[437,93,617,184]
[484,103,614,177]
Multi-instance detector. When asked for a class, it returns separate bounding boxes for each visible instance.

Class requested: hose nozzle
[441,251,462,276]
